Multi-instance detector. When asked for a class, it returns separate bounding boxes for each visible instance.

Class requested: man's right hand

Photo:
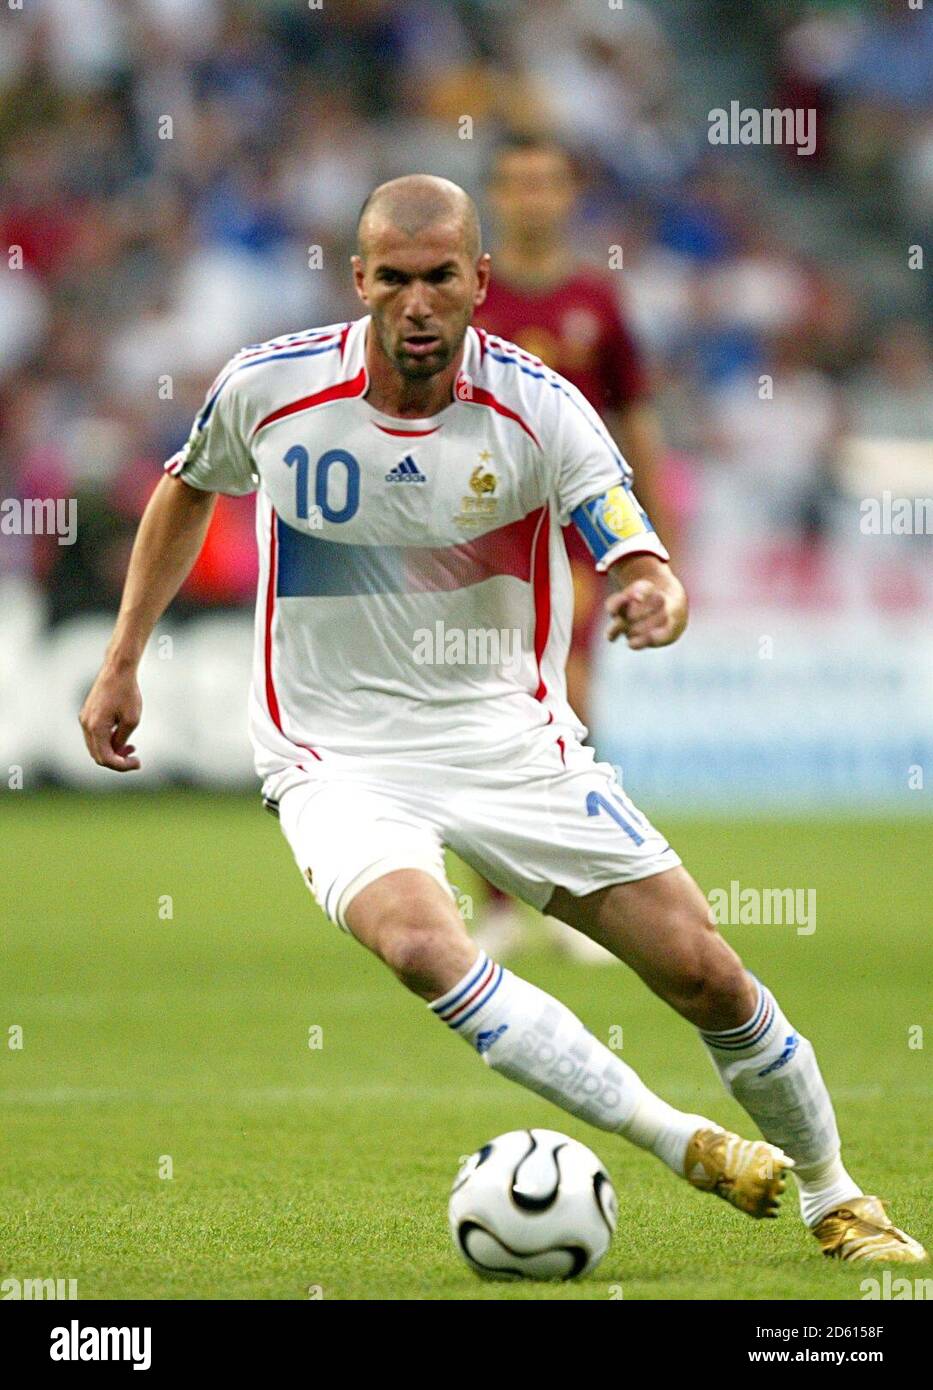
[79,664,143,771]
[75,476,219,771]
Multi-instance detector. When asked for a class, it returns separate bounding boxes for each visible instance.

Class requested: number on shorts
[585,789,645,846]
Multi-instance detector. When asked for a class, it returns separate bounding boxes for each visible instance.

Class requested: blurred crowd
[0,0,930,623]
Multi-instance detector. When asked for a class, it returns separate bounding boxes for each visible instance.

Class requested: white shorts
[263,737,680,931]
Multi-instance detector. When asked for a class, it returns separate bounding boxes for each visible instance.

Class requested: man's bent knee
[344,869,476,999]
[667,939,756,1031]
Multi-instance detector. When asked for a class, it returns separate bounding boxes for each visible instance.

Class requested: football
[448,1128,617,1280]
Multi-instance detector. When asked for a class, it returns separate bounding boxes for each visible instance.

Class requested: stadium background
[1,0,931,807]
[1,0,931,1302]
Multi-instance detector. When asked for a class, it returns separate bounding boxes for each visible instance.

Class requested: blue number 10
[284,446,360,524]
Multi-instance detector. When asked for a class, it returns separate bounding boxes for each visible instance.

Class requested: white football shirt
[164,316,668,776]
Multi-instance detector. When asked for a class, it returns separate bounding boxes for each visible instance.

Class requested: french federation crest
[454,457,498,529]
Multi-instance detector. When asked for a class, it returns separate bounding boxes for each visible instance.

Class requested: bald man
[80,176,925,1267]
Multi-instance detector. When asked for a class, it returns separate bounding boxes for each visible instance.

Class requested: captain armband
[569,484,669,572]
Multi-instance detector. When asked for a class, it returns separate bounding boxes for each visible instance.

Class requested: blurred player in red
[473,134,675,960]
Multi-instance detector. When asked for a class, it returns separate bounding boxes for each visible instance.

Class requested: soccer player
[80,176,924,1263]
[473,133,674,961]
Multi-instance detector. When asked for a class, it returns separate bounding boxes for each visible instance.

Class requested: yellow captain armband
[570,484,652,562]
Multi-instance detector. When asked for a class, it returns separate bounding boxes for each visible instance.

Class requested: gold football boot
[685,1127,793,1218]
[813,1197,928,1262]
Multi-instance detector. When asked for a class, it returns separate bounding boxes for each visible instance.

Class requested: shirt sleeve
[163,359,258,496]
[553,375,668,571]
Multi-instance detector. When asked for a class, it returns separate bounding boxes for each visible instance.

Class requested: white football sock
[430,952,708,1176]
[792,1154,868,1227]
[700,979,862,1224]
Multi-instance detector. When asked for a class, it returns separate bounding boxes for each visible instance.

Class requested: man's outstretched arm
[605,552,688,650]
[79,475,217,771]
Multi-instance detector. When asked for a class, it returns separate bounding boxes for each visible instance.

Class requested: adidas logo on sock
[757,1033,799,1077]
[385,454,427,484]
[476,1023,509,1055]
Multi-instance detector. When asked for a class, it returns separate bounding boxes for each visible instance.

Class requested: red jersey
[473,264,649,414]
[474,264,649,577]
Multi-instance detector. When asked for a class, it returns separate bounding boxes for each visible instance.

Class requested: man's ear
[474,252,492,307]
[351,254,368,305]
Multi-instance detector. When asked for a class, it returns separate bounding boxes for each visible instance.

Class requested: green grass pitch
[1,792,929,1300]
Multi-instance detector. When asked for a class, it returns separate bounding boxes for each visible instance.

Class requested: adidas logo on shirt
[385,454,427,484]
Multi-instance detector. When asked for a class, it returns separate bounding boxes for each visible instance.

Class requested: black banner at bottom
[3,1297,928,1374]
